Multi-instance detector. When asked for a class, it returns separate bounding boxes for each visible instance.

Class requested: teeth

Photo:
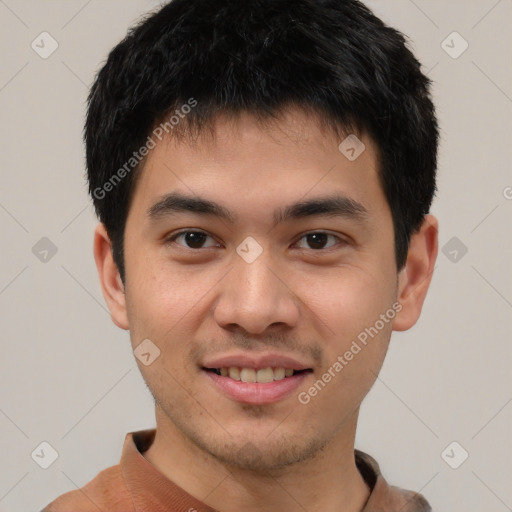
[215,366,300,382]
[240,368,256,383]
[256,367,274,383]
[228,367,241,381]
[273,367,285,380]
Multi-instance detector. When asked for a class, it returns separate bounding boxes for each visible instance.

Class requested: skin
[94,107,438,512]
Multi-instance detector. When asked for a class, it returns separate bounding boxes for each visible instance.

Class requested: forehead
[157,107,370,169]
[128,107,386,224]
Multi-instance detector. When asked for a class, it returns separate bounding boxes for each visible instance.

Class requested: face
[119,108,402,470]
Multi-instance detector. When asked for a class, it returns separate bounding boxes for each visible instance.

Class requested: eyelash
[166,229,347,251]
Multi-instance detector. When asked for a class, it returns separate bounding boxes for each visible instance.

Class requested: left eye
[167,230,342,250]
[294,232,341,250]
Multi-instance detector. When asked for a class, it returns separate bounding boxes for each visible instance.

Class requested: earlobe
[93,223,130,330]
[392,214,438,332]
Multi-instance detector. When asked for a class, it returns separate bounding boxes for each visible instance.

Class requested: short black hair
[85,0,438,284]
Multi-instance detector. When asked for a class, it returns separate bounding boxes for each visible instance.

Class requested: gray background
[0,1,511,510]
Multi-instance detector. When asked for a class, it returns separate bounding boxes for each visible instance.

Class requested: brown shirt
[41,429,431,512]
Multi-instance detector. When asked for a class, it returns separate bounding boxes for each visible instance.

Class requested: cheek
[125,259,218,352]
[298,268,395,386]
[297,270,395,404]
[298,267,396,340]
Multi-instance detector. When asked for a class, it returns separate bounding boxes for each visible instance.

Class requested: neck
[143,405,370,512]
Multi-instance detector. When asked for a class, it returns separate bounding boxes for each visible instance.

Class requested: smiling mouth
[203,366,312,383]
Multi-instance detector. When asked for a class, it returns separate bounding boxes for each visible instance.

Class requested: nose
[213,248,300,335]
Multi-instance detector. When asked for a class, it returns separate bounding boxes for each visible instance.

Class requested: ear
[392,214,438,331]
[93,223,129,330]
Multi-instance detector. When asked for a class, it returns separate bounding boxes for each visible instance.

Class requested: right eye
[166,230,221,250]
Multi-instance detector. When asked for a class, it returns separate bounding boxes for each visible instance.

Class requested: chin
[197,429,329,472]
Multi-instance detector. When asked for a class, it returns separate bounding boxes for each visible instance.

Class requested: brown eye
[168,230,218,249]
[295,232,342,250]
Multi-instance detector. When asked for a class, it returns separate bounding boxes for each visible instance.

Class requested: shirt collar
[120,429,429,512]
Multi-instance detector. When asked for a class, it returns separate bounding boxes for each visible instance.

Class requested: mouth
[201,366,313,404]
[203,366,312,382]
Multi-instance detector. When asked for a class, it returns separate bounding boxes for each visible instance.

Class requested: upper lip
[202,353,312,371]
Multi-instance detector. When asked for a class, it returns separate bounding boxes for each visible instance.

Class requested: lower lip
[203,369,311,405]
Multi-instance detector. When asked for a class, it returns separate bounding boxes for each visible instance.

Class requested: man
[42,0,439,510]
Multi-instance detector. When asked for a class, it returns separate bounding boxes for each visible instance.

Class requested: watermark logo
[441,441,469,469]
[441,31,469,60]
[31,441,59,469]
[338,134,366,161]
[93,98,198,200]
[31,31,59,59]
[32,237,58,263]
[236,236,263,264]
[134,339,161,366]
[298,302,402,405]
[442,236,468,263]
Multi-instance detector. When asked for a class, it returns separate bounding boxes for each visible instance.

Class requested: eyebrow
[147,191,368,227]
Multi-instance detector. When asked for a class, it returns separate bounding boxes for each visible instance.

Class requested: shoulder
[355,450,432,512]
[385,484,432,512]
[40,463,134,512]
